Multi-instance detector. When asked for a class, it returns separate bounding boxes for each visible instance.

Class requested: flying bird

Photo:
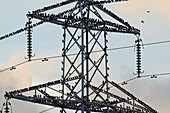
[147,10,151,13]
[141,20,144,23]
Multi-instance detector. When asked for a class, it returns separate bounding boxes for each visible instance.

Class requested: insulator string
[134,35,144,77]
[25,15,35,61]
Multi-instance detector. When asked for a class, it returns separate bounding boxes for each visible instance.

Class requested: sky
[0,0,170,113]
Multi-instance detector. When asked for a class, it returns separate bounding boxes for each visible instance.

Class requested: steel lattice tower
[2,0,157,113]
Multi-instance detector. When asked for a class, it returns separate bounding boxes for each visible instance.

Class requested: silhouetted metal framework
[3,0,157,113]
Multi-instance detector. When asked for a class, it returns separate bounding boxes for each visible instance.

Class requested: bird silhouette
[141,20,144,23]
[147,10,151,13]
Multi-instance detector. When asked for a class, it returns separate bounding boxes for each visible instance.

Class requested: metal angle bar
[66,28,81,49]
[109,81,137,100]
[66,28,98,79]
[82,25,109,81]
[79,1,85,113]
[47,86,63,95]
[35,2,79,23]
[59,1,79,22]
[103,25,109,112]
[68,2,79,16]
[64,50,81,79]
[66,31,105,80]
[79,78,108,103]
[92,82,105,101]
[29,13,138,34]
[86,0,129,5]
[88,82,104,97]
[90,84,124,101]
[65,28,79,53]
[5,88,145,112]
[67,56,86,79]
[89,54,106,81]
[66,31,86,53]
[87,101,144,113]
[88,55,105,82]
[89,84,147,111]
[6,95,85,110]
[69,49,104,82]
[65,78,81,100]
[89,21,127,33]
[91,5,105,22]
[7,80,61,95]
[94,4,140,35]
[64,82,81,99]
[65,54,81,76]
[88,84,107,103]
[87,29,101,47]
[83,22,100,44]
[48,85,82,102]
[88,28,103,54]
[85,4,90,111]
[32,0,78,13]
[64,80,82,100]
[94,4,129,27]
[55,15,130,32]
[62,1,87,24]
[10,95,62,107]
[109,81,157,113]
[36,89,56,99]
[7,76,80,95]
[104,20,129,30]
[61,27,66,113]
[64,77,82,100]
[84,105,91,113]
[86,25,105,52]
[55,0,87,20]
[136,99,157,113]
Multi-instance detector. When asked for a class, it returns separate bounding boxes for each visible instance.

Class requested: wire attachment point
[121,82,128,85]
[10,66,16,71]
[151,75,157,78]
[42,58,48,62]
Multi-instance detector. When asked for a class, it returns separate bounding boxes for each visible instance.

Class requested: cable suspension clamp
[133,35,144,77]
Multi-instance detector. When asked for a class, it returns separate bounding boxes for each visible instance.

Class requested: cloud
[105,63,170,113]
[153,0,170,12]
[0,49,34,113]
[115,67,170,113]
[114,0,170,19]
[0,48,62,113]
[0,49,33,89]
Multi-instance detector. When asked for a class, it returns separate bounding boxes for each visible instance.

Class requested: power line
[0,61,28,72]
[98,72,170,94]
[143,40,170,46]
[118,72,170,85]
[0,39,170,73]
[39,107,56,113]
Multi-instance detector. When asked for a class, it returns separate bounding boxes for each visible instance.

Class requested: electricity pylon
[3,0,157,113]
